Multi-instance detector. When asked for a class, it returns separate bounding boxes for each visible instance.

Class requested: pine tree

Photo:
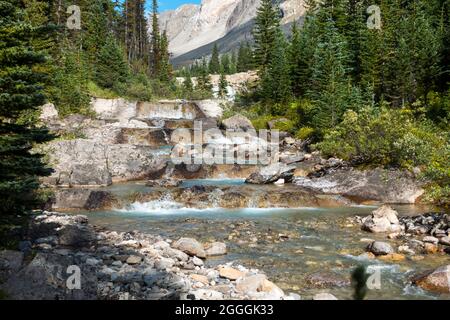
[288,22,303,97]
[150,0,161,76]
[197,57,212,93]
[218,70,228,98]
[260,30,291,105]
[0,0,54,220]
[220,53,231,74]
[159,30,172,82]
[183,71,194,97]
[253,0,281,72]
[209,44,220,74]
[96,34,129,89]
[307,19,355,131]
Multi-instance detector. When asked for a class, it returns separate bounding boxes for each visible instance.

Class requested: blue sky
[158,0,201,12]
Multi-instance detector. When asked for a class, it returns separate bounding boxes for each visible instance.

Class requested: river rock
[235,274,284,299]
[126,255,142,265]
[294,168,424,204]
[439,237,450,246]
[53,189,116,211]
[423,236,439,244]
[190,274,209,285]
[222,114,254,132]
[246,163,296,184]
[173,238,206,258]
[412,265,450,293]
[205,242,227,256]
[362,205,402,233]
[155,257,175,270]
[219,267,246,280]
[313,293,338,300]
[367,241,394,256]
[304,272,350,289]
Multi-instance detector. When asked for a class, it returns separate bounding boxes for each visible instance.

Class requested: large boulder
[52,189,116,211]
[29,213,96,248]
[222,115,254,132]
[246,163,296,184]
[362,205,402,233]
[172,238,206,258]
[294,167,424,204]
[43,139,170,186]
[412,265,450,293]
[91,98,137,121]
[367,241,395,256]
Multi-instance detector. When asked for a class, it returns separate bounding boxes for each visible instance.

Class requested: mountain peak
[157,0,306,60]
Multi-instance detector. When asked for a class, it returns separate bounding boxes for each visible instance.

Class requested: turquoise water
[79,181,450,300]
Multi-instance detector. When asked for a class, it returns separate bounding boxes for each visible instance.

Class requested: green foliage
[317,107,448,170]
[253,0,281,71]
[95,35,129,89]
[218,71,228,98]
[0,0,54,221]
[209,44,220,74]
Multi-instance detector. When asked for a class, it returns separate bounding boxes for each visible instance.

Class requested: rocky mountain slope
[156,0,306,65]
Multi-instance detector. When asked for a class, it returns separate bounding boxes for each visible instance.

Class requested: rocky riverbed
[0,212,300,300]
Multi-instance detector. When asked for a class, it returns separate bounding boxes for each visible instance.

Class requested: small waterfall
[117,192,182,213]
[248,192,261,208]
[208,188,224,208]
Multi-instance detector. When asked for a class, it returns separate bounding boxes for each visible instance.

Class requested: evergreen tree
[220,53,231,74]
[159,30,172,82]
[96,34,129,89]
[150,0,161,76]
[183,71,194,97]
[0,0,54,220]
[230,50,237,74]
[288,22,303,97]
[218,70,228,98]
[307,19,355,131]
[253,0,281,71]
[260,30,291,105]
[197,57,212,92]
[209,44,220,74]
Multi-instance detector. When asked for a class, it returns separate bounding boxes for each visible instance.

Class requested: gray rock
[205,242,227,256]
[173,238,206,258]
[423,236,439,244]
[1,252,97,300]
[53,189,116,211]
[439,236,450,246]
[246,163,296,184]
[362,205,402,233]
[192,257,204,267]
[58,224,96,248]
[294,168,424,204]
[155,257,175,270]
[367,241,394,256]
[222,114,254,132]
